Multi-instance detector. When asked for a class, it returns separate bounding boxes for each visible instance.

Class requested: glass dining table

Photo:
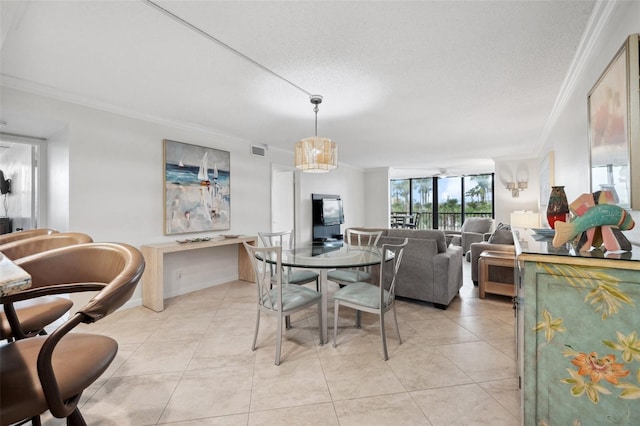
[258,241,389,344]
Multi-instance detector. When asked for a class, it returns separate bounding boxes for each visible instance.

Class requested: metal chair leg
[275,314,283,365]
[392,303,402,344]
[252,309,260,351]
[332,299,339,348]
[67,407,88,426]
[317,301,323,345]
[380,310,388,361]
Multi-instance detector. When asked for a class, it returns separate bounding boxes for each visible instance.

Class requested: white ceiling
[0,0,595,176]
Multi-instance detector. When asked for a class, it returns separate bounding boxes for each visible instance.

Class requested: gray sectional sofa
[347,228,463,309]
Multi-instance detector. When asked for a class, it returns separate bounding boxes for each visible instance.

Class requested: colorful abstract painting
[163,140,230,235]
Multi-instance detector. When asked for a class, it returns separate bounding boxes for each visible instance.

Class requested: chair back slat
[244,242,283,312]
[258,230,294,250]
[258,230,296,276]
[379,239,408,305]
[347,229,381,247]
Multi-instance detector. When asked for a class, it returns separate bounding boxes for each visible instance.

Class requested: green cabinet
[517,239,640,425]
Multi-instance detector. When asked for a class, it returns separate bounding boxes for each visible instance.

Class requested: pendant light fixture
[295,95,337,173]
[145,2,337,172]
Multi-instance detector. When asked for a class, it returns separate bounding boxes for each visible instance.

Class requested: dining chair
[0,242,145,426]
[405,213,419,229]
[0,232,94,341]
[333,238,408,361]
[259,230,320,329]
[243,242,322,366]
[258,230,319,291]
[0,228,58,245]
[327,229,382,287]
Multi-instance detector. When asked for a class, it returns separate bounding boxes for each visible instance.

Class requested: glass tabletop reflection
[257,242,388,269]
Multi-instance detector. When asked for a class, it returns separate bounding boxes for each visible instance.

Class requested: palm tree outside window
[390,173,493,231]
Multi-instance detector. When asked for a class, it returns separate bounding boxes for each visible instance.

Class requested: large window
[437,176,462,230]
[390,179,410,213]
[390,173,494,231]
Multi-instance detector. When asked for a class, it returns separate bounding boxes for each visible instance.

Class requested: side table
[478,250,515,299]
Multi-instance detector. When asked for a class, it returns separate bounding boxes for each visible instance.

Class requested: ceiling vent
[251,145,267,157]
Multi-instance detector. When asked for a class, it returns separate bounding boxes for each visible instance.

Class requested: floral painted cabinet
[519,256,640,425]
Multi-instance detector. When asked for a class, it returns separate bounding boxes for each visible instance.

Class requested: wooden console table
[478,250,515,299]
[141,236,257,312]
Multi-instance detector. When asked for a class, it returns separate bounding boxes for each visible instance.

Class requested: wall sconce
[506,181,527,198]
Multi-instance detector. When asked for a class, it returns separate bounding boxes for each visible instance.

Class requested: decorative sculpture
[552,190,635,251]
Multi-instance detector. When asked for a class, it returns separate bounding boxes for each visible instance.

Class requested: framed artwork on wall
[163,139,230,235]
[588,33,639,209]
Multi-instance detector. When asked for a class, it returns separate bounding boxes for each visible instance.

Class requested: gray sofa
[348,228,463,309]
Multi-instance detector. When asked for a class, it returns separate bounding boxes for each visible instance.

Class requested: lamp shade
[294,136,337,173]
[510,211,540,228]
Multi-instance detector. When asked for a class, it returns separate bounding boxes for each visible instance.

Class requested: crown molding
[2,74,365,171]
[0,73,251,145]
[537,0,617,149]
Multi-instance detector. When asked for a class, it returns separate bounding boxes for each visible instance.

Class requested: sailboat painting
[163,139,230,235]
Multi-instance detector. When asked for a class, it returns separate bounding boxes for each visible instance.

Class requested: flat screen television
[321,198,344,226]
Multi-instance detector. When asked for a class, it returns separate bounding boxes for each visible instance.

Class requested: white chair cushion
[285,270,319,285]
[327,269,372,283]
[333,282,390,309]
[261,284,321,311]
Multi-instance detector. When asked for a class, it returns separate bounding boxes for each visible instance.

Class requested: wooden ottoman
[478,250,515,299]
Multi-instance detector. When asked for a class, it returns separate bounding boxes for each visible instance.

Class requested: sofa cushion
[386,229,447,253]
[461,217,494,234]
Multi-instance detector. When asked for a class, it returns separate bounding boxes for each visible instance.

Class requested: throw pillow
[495,222,511,231]
[488,229,514,245]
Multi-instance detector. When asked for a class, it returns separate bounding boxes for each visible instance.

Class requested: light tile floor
[42,262,520,425]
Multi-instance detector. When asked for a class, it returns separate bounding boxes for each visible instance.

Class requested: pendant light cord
[144,0,313,97]
[314,105,319,136]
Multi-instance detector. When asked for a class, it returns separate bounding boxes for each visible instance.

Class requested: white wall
[542,2,639,205]
[297,164,366,244]
[270,166,295,233]
[1,87,367,308]
[47,126,70,231]
[539,1,639,243]
[494,157,540,225]
[364,167,391,228]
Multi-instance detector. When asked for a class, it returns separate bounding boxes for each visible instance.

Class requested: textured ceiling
[0,0,595,176]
